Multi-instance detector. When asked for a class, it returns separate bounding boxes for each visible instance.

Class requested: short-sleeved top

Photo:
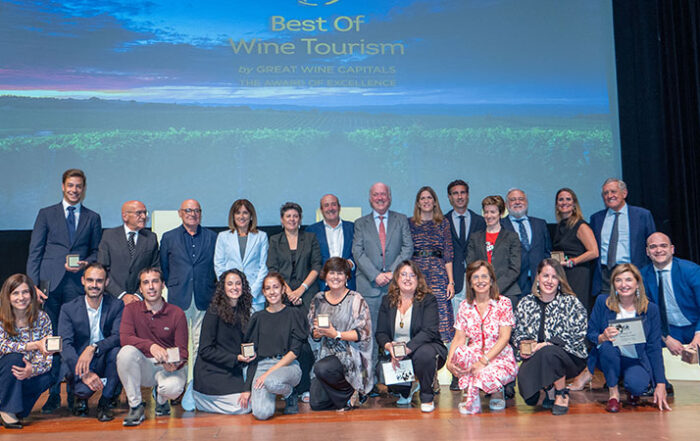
[454,296,514,353]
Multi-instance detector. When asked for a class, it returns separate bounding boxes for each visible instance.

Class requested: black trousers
[387,343,445,403]
[310,355,355,410]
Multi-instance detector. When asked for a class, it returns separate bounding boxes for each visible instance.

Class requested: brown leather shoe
[605,398,620,413]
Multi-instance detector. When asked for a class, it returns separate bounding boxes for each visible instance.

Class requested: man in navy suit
[641,233,700,353]
[58,263,123,421]
[26,168,103,413]
[590,178,655,296]
[306,194,356,291]
[501,188,552,297]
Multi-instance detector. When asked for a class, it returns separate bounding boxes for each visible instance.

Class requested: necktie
[606,211,621,268]
[378,215,386,269]
[515,218,530,251]
[66,206,76,243]
[458,215,466,242]
[657,270,670,336]
[128,232,136,258]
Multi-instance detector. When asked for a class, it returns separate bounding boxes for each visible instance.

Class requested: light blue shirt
[373,210,389,233]
[508,215,532,246]
[62,199,81,228]
[85,296,104,345]
[451,210,471,241]
[657,262,691,327]
[600,204,630,265]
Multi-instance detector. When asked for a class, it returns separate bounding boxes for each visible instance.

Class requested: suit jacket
[305,220,356,291]
[267,230,322,302]
[587,294,666,385]
[501,216,552,294]
[27,203,102,291]
[375,293,447,358]
[57,294,123,375]
[352,210,414,298]
[590,205,656,295]
[466,229,521,296]
[97,226,160,298]
[445,209,486,293]
[160,225,217,311]
[641,257,700,335]
[214,230,269,305]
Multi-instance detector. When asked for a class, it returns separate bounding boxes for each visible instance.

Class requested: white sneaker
[421,402,435,413]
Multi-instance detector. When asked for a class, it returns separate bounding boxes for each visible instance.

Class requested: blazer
[214,230,269,306]
[305,220,356,291]
[57,294,123,375]
[589,205,655,295]
[352,210,414,298]
[267,230,322,303]
[97,226,160,298]
[445,209,486,293]
[641,257,700,335]
[27,203,102,291]
[375,293,448,358]
[466,229,521,296]
[587,294,666,385]
[160,225,217,311]
[501,215,552,294]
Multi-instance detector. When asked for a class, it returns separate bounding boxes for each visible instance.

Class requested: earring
[536,281,541,295]
[635,288,640,298]
[557,284,562,294]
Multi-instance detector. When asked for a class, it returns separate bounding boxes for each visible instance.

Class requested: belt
[413,249,443,258]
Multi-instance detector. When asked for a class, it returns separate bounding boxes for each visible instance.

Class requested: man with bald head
[306,194,356,291]
[98,200,160,303]
[641,233,700,354]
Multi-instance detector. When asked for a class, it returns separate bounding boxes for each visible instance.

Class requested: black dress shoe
[449,376,460,391]
[41,393,61,414]
[0,414,23,429]
[72,398,88,417]
[666,382,674,397]
[504,381,516,400]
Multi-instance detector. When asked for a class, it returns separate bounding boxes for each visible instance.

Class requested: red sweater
[120,299,188,363]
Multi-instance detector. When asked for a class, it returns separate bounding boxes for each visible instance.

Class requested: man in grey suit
[98,200,160,304]
[352,182,413,385]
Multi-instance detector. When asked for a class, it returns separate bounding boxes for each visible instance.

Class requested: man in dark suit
[98,200,160,304]
[26,168,103,413]
[160,199,216,410]
[501,188,552,295]
[306,194,356,291]
[57,263,123,422]
[590,178,655,296]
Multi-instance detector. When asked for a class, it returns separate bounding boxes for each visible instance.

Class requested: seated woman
[308,257,373,411]
[214,199,269,311]
[0,274,54,429]
[513,259,588,415]
[375,260,447,412]
[446,260,518,415]
[192,269,254,414]
[588,263,671,413]
[244,272,308,420]
[466,196,521,308]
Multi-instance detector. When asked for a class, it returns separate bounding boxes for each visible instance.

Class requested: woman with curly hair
[192,269,254,414]
[375,260,447,412]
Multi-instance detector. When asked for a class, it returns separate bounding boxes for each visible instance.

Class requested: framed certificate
[609,317,646,347]
[66,254,81,268]
[166,347,181,363]
[241,343,255,358]
[46,336,62,352]
[550,251,565,263]
[519,339,536,356]
[317,314,330,328]
[392,342,407,358]
[681,347,698,364]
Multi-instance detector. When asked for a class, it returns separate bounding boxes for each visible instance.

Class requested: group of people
[1,169,698,429]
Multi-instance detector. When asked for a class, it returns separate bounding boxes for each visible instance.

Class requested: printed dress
[409,217,455,341]
[452,296,518,408]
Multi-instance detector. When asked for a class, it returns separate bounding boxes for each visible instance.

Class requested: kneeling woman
[192,269,254,414]
[446,260,518,414]
[244,272,308,420]
[513,259,587,415]
[588,263,671,412]
[375,261,447,412]
[308,257,373,411]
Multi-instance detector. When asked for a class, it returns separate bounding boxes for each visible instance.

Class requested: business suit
[445,209,485,295]
[305,220,356,291]
[97,226,160,298]
[501,216,552,294]
[466,229,521,300]
[641,257,700,343]
[57,294,123,400]
[214,230,269,308]
[590,205,655,296]
[375,294,447,403]
[267,230,322,308]
[587,295,666,394]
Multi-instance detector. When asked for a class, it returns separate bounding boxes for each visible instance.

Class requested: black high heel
[0,413,23,429]
[551,388,570,416]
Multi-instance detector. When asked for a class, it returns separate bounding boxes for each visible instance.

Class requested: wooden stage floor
[5,376,700,440]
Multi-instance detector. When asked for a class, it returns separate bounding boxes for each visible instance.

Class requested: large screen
[0,0,620,229]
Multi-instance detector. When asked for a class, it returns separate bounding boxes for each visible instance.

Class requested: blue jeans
[250,358,301,420]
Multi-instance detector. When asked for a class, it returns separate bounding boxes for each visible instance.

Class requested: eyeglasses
[400,272,416,279]
[127,210,148,217]
[181,208,202,215]
[647,243,670,250]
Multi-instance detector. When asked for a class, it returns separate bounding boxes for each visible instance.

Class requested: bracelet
[481,356,490,365]
[301,283,309,292]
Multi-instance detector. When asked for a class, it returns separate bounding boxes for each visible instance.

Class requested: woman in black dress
[552,188,599,311]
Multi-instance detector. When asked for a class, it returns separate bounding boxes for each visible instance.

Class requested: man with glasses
[98,200,160,304]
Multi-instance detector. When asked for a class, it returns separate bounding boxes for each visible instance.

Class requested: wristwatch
[334,331,342,341]
[91,343,99,354]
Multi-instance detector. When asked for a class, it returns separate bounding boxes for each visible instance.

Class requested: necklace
[398,300,412,328]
